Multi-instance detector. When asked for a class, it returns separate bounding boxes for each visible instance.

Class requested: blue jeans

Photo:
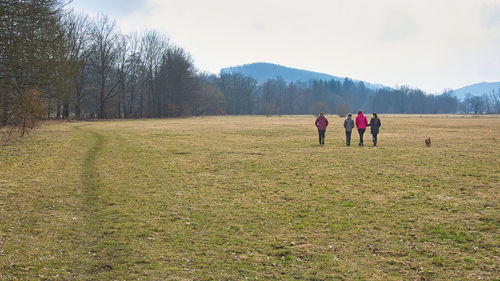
[346,131,352,145]
[372,133,378,146]
[358,128,366,145]
[318,130,325,144]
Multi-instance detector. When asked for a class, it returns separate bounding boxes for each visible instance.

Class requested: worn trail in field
[76,125,133,278]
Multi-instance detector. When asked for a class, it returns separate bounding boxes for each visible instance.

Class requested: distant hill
[453,81,500,99]
[220,62,387,90]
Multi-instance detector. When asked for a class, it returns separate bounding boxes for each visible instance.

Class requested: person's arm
[344,120,347,128]
[326,119,329,127]
[366,118,371,127]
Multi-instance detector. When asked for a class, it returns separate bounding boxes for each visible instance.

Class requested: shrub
[336,103,351,117]
[310,102,329,116]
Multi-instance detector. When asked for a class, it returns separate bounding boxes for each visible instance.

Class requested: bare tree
[60,11,91,119]
[194,83,224,116]
[470,96,485,114]
[87,14,120,119]
[489,89,500,114]
[115,34,129,118]
[123,31,147,118]
[155,46,200,117]
[141,30,169,117]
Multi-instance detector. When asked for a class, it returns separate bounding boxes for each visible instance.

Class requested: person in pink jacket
[315,112,329,145]
[355,110,368,146]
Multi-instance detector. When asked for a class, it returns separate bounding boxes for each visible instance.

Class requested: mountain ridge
[220,62,500,96]
[220,62,387,90]
[453,81,500,99]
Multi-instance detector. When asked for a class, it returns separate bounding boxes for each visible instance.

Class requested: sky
[68,0,500,93]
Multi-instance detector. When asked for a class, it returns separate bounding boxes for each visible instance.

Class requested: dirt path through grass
[80,126,105,207]
[77,126,113,275]
[75,124,140,278]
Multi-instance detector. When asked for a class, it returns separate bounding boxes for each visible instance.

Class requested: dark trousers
[358,128,366,145]
[345,131,352,145]
[318,130,325,144]
[372,133,378,146]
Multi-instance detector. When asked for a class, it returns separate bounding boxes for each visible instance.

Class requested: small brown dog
[425,137,431,147]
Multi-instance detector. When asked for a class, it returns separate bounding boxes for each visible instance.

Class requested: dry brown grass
[0,115,499,280]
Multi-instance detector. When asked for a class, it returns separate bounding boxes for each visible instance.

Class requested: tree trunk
[62,102,69,119]
[139,91,143,118]
[21,117,26,137]
[75,102,81,119]
[1,91,8,125]
[47,99,51,119]
[1,107,7,126]
[74,73,83,119]
[117,99,121,119]
[99,99,105,119]
[56,99,61,119]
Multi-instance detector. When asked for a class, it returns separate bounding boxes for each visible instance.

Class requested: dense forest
[1,1,500,137]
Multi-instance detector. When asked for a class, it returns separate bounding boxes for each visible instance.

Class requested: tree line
[205,75,499,116]
[1,0,499,139]
[459,92,500,115]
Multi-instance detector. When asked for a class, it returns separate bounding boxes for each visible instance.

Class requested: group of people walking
[315,110,381,146]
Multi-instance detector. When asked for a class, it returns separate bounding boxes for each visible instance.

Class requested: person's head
[319,112,324,116]
[357,110,363,115]
[348,113,352,117]
[373,112,378,118]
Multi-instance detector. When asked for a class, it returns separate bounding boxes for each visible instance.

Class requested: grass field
[0,115,499,280]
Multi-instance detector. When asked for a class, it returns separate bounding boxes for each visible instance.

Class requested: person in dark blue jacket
[367,112,381,146]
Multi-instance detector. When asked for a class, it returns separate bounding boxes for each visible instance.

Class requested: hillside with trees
[454,81,500,99]
[221,62,388,90]
[221,63,338,84]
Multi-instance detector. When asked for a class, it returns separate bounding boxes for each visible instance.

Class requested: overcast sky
[69,0,500,93]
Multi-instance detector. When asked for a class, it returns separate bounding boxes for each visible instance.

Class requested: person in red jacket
[315,112,329,145]
[355,110,368,146]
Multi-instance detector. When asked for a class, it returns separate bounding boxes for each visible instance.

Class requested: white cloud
[481,3,500,27]
[69,0,151,16]
[376,11,420,42]
[69,0,500,93]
